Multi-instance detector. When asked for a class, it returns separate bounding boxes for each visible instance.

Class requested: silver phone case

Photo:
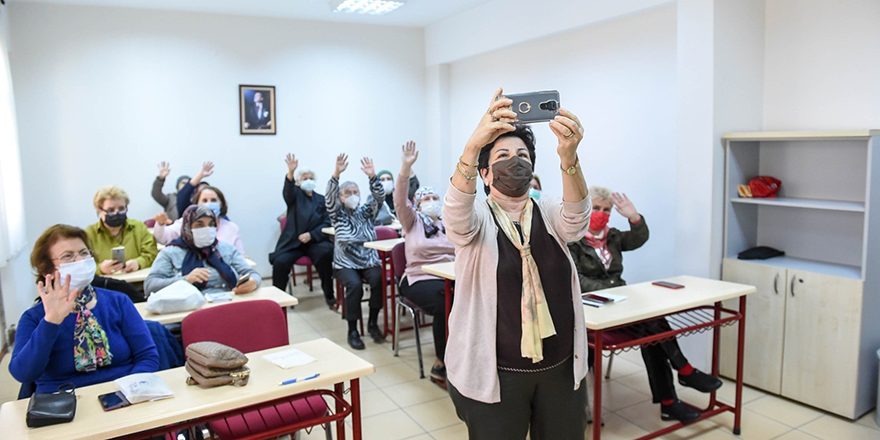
[506,90,560,124]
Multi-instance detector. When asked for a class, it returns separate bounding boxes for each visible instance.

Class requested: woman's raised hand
[401,141,419,168]
[285,153,299,174]
[198,161,215,178]
[38,271,78,325]
[333,154,349,178]
[612,192,640,222]
[157,161,171,179]
[360,157,376,178]
[549,108,584,167]
[465,88,517,153]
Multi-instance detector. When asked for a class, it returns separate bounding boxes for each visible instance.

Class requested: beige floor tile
[603,355,648,379]
[715,378,769,406]
[383,378,448,407]
[613,370,653,396]
[343,344,407,368]
[616,400,737,439]
[744,395,823,428]
[358,375,377,392]
[402,435,433,440]
[288,331,324,344]
[357,388,400,418]
[429,422,468,440]
[772,431,822,440]
[360,409,426,440]
[799,414,880,440]
[585,413,650,440]
[854,410,879,431]
[287,314,318,337]
[695,409,792,440]
[403,397,460,432]
[595,379,652,412]
[367,362,420,388]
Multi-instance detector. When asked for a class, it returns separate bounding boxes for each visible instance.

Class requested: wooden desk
[136,286,298,325]
[0,338,373,440]
[364,238,405,339]
[322,220,402,236]
[585,276,755,440]
[421,262,455,338]
[105,268,151,283]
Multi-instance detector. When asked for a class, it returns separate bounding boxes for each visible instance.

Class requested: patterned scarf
[414,186,445,238]
[488,197,556,363]
[73,285,113,372]
[584,226,612,270]
[168,205,238,290]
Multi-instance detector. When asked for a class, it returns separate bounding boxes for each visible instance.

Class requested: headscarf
[488,197,556,363]
[168,205,238,290]
[584,226,612,270]
[376,170,393,180]
[413,186,444,238]
[73,285,113,372]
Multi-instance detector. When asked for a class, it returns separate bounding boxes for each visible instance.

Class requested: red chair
[144,218,156,228]
[279,217,318,293]
[391,242,425,379]
[181,301,331,440]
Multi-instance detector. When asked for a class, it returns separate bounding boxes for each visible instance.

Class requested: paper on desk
[115,373,175,404]
[263,349,316,369]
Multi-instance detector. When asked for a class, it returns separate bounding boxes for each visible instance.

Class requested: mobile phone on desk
[98,391,130,412]
[583,293,614,304]
[653,281,685,290]
[506,91,560,124]
[235,274,251,288]
[111,246,126,266]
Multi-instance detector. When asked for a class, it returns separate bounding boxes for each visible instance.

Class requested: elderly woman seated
[85,185,158,276]
[145,205,259,296]
[10,225,159,394]
[153,185,245,254]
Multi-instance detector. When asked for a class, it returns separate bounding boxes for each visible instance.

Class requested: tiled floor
[2,282,879,440]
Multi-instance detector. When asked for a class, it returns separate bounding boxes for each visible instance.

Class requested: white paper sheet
[263,348,317,369]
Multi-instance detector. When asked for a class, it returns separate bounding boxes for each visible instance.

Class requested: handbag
[26,383,77,428]
[184,342,250,388]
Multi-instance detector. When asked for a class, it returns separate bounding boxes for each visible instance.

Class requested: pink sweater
[442,183,591,404]
[153,217,245,255]
[393,174,455,284]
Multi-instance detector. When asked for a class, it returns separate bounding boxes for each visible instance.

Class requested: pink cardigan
[394,173,455,284]
[152,217,245,255]
[442,183,591,403]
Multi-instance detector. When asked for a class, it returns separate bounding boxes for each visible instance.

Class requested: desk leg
[592,330,603,440]
[444,280,452,339]
[734,296,746,435]
[380,251,390,338]
[388,254,396,341]
[335,382,346,440]
[709,301,721,409]
[351,378,363,440]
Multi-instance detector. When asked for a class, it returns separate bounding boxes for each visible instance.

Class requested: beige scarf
[488,197,556,363]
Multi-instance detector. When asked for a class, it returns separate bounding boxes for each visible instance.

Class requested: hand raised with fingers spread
[333,154,349,179]
[360,157,376,178]
[401,141,419,168]
[612,192,640,222]
[153,212,169,226]
[158,161,171,179]
[465,87,518,153]
[285,153,298,174]
[38,271,78,325]
[199,161,215,178]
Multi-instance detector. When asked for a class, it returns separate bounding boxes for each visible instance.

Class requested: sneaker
[678,369,723,393]
[368,324,386,343]
[348,330,365,350]
[660,400,701,424]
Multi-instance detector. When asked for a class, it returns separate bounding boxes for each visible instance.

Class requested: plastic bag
[146,280,206,314]
[748,176,782,198]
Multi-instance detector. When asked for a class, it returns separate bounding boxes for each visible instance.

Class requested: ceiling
[9,0,496,27]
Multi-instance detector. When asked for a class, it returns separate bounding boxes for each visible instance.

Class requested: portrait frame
[239,85,276,135]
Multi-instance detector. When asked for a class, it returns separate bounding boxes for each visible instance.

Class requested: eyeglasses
[52,249,93,263]
[100,208,128,215]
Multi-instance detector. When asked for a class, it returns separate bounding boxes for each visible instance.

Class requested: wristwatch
[561,158,580,176]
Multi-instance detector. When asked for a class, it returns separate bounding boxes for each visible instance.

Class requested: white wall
[763,0,880,130]
[4,3,428,324]
[446,5,678,285]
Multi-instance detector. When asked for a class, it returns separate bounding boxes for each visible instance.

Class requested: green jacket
[567,216,649,293]
[85,218,158,274]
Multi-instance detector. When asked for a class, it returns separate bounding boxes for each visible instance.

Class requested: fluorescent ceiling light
[330,0,406,15]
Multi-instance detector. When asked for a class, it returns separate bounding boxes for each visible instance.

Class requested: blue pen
[279,373,320,386]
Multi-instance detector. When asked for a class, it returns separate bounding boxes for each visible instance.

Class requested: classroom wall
[763,0,880,130]
[446,5,678,285]
[3,3,427,323]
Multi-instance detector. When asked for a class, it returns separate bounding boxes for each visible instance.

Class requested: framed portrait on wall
[239,85,276,135]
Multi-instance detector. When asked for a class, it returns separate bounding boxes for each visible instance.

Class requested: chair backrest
[279,216,287,231]
[375,226,397,240]
[391,242,407,280]
[181,300,289,354]
[144,218,156,228]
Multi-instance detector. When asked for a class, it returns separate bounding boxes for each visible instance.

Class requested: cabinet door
[781,270,862,417]
[720,259,787,394]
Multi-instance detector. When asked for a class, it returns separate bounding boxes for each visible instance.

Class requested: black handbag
[26,383,77,428]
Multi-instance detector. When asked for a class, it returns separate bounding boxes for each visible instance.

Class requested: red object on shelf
[748,176,782,198]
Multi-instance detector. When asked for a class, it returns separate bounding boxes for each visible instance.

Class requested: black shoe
[368,324,385,343]
[660,400,701,424]
[678,369,723,393]
[348,331,365,350]
[324,296,337,310]
[430,365,446,381]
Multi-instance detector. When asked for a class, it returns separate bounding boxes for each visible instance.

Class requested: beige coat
[442,184,591,403]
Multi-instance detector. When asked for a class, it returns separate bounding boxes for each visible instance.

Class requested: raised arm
[360,157,384,220]
[325,154,348,224]
[283,153,300,207]
[396,141,419,231]
[613,193,649,251]
[177,161,214,216]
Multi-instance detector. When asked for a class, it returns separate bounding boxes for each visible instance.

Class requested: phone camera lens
[539,100,559,111]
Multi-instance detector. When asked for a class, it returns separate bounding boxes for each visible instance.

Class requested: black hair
[477,125,537,195]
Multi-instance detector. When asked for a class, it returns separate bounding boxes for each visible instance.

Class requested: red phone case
[652,281,685,289]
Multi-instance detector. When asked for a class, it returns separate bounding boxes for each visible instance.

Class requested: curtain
[0,7,26,268]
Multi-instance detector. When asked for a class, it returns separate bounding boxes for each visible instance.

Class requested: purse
[26,383,77,428]
[184,342,250,388]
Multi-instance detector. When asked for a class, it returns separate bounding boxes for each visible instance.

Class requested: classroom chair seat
[391,242,426,379]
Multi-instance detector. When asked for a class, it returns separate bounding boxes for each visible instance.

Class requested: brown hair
[195,186,228,217]
[30,224,91,283]
[93,185,130,210]
[531,174,542,191]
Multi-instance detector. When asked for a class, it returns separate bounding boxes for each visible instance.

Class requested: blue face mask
[529,188,541,200]
[202,202,221,217]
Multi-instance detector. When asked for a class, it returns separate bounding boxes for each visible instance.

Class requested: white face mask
[192,226,218,248]
[344,195,360,210]
[300,179,317,193]
[381,181,394,194]
[420,200,442,219]
[57,257,97,293]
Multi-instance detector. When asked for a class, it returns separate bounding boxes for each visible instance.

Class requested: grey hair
[295,168,316,181]
[589,185,612,201]
[339,181,358,195]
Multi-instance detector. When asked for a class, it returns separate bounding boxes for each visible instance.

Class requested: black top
[269,177,331,264]
[567,216,649,293]
[494,203,574,371]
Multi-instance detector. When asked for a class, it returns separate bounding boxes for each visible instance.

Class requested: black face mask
[491,156,533,197]
[103,212,127,228]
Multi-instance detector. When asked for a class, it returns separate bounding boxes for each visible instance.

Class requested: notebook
[581,292,628,308]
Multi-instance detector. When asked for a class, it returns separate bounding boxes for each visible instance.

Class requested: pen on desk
[279,373,320,386]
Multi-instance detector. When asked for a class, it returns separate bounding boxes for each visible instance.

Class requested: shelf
[724,130,879,141]
[731,197,865,213]
[737,256,862,280]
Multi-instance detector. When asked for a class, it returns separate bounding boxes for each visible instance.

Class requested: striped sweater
[326,176,383,270]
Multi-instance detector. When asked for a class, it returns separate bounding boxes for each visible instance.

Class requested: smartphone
[235,274,251,288]
[582,293,614,304]
[506,90,560,124]
[653,281,685,290]
[111,246,126,266]
[98,391,131,412]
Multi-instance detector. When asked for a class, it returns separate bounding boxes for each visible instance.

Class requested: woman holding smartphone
[144,205,259,296]
[442,88,591,439]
